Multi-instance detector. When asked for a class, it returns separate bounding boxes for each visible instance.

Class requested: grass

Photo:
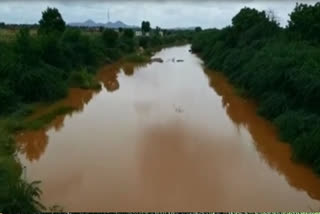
[124,53,150,63]
[0,28,37,42]
[0,29,17,42]
[21,106,75,131]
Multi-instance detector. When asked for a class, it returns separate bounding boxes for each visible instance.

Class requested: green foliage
[102,29,118,48]
[1,180,45,213]
[21,106,75,131]
[192,4,320,173]
[69,68,101,90]
[38,7,66,35]
[139,36,150,49]
[258,92,290,120]
[288,2,320,41]
[141,21,151,34]
[0,128,44,213]
[14,28,40,66]
[123,29,134,39]
[13,63,67,102]
[0,82,17,114]
[232,7,274,33]
[292,130,320,173]
[124,53,150,63]
[195,27,202,32]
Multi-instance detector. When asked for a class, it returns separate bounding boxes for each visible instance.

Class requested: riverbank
[191,4,320,173]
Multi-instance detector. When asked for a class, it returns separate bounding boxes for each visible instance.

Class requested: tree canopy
[102,29,119,47]
[39,7,66,34]
[141,21,151,34]
[288,2,320,41]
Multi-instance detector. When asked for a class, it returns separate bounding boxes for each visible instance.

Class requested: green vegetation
[0,127,44,213]
[69,68,101,90]
[192,3,320,173]
[124,53,150,63]
[21,106,75,131]
[141,20,151,35]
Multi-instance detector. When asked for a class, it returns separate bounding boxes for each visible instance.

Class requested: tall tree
[288,2,320,41]
[195,27,202,32]
[141,21,151,35]
[39,7,66,34]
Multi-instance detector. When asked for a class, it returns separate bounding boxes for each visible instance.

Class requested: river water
[16,45,320,211]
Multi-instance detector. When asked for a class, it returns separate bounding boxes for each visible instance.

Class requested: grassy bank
[192,3,320,173]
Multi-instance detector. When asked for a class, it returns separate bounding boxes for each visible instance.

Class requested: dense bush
[192,3,320,173]
[69,68,101,90]
[288,2,320,41]
[39,7,66,34]
[102,29,118,48]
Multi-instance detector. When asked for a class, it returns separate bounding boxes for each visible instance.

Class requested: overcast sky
[0,1,317,28]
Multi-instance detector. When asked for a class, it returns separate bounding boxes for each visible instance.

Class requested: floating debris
[173,104,184,113]
[150,57,164,63]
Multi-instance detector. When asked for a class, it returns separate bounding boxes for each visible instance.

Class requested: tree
[232,7,269,32]
[123,29,134,39]
[14,28,40,66]
[0,22,5,28]
[39,7,66,34]
[288,2,320,41]
[102,29,118,47]
[155,26,161,35]
[141,21,151,35]
[195,27,202,32]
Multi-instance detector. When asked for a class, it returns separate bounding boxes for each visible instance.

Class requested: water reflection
[17,130,48,162]
[122,63,135,76]
[98,62,148,92]
[98,64,120,92]
[16,88,98,162]
[206,70,320,201]
[16,62,146,162]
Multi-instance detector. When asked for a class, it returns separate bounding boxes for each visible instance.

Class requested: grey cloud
[0,0,318,28]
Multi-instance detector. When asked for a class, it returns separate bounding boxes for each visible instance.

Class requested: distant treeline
[192,3,320,173]
[0,7,193,213]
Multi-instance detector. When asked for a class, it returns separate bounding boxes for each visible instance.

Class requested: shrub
[13,63,67,102]
[69,68,101,90]
[102,29,118,48]
[38,7,66,35]
[0,83,18,115]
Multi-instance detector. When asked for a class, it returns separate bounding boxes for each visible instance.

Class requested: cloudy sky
[0,0,317,28]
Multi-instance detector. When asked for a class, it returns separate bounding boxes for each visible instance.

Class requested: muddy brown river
[17,45,320,211]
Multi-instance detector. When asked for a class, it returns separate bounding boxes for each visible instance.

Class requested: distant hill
[68,19,138,29]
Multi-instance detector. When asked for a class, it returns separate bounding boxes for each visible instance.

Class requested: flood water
[17,45,320,211]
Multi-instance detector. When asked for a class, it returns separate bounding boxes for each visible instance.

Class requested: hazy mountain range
[68,19,197,30]
[68,19,138,28]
